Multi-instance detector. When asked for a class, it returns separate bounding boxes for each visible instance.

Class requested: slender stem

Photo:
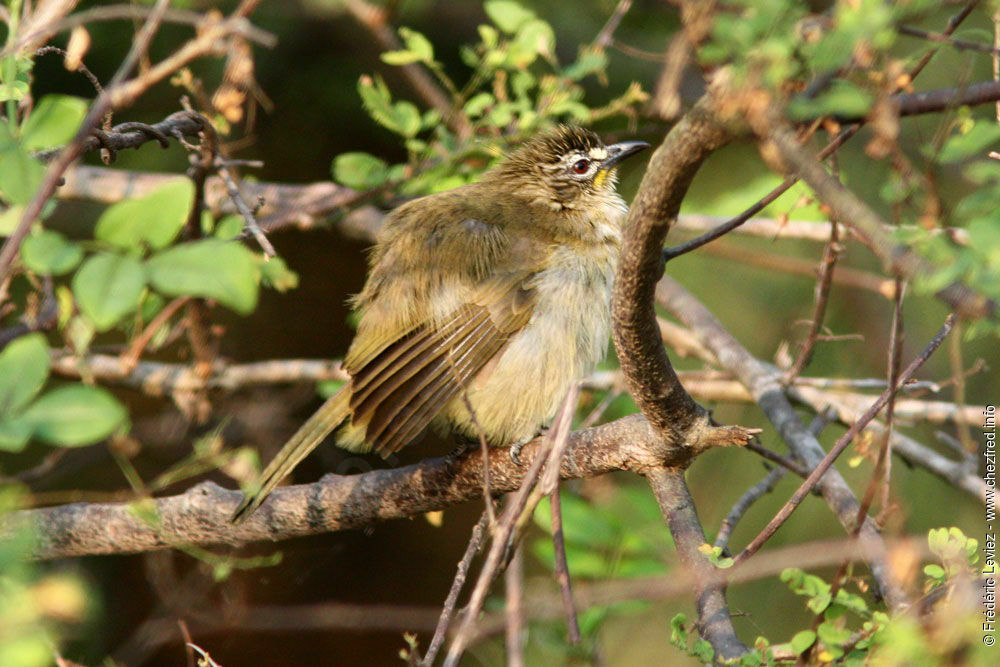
[733,314,955,566]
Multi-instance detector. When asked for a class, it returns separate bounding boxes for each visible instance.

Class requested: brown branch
[673,214,970,246]
[784,223,842,382]
[592,0,633,49]
[0,0,172,286]
[422,511,489,667]
[549,487,580,644]
[51,354,349,396]
[61,163,366,234]
[713,466,786,552]
[612,90,745,444]
[647,467,748,660]
[732,314,955,567]
[15,4,275,53]
[4,414,747,561]
[898,24,1000,56]
[504,544,526,667]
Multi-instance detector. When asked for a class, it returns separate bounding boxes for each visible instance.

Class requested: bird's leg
[509,427,545,466]
[445,434,476,464]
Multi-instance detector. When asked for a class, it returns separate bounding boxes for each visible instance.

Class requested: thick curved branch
[4,414,748,561]
[612,90,740,442]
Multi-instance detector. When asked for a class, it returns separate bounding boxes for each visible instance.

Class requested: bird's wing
[339,191,542,456]
[347,284,535,456]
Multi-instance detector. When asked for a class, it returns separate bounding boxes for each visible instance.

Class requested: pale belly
[442,244,617,445]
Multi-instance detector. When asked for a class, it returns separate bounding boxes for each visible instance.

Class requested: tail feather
[230,389,352,523]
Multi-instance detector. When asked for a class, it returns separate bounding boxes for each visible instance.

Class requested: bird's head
[495,125,649,210]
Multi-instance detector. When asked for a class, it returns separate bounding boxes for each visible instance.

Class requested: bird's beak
[601,140,651,170]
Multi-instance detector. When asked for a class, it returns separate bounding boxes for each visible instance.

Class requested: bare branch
[655,276,909,610]
[733,314,955,567]
[4,413,749,561]
[647,468,748,660]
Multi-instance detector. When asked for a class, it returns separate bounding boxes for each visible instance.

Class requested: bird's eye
[572,159,591,174]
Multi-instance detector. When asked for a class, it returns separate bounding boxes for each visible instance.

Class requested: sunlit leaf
[72,252,146,331]
[146,239,259,314]
[21,384,127,447]
[0,334,50,415]
[21,229,83,276]
[21,95,88,150]
[95,179,195,250]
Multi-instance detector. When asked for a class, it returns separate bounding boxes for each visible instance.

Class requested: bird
[231,125,649,523]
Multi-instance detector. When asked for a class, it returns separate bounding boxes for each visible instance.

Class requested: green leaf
[21,95,88,150]
[21,229,83,276]
[72,253,146,331]
[0,143,44,205]
[399,27,434,62]
[95,179,195,250]
[923,563,945,579]
[146,239,259,314]
[214,214,244,240]
[258,255,299,292]
[21,384,127,447]
[786,81,874,121]
[392,101,422,138]
[0,334,50,415]
[332,152,389,189]
[0,416,32,452]
[463,92,495,117]
[485,0,535,33]
[564,48,607,81]
[938,123,1000,163]
[790,630,817,655]
[0,204,25,235]
[817,621,853,647]
[512,18,556,64]
[381,50,424,66]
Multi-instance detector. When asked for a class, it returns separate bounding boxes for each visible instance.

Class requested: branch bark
[3,414,748,561]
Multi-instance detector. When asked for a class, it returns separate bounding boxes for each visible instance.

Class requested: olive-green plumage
[231,126,648,523]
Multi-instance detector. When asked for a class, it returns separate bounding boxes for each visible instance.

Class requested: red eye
[572,159,590,174]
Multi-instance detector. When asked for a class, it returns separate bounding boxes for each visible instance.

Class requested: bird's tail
[230,388,351,523]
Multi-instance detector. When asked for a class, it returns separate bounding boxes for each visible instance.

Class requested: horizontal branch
[51,354,348,396]
[4,414,750,560]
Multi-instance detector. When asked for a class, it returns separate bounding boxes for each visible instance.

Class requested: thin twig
[0,0,172,285]
[549,487,581,644]
[422,511,489,667]
[733,313,955,566]
[592,0,633,49]
[444,387,578,667]
[714,467,786,552]
[784,222,842,382]
[504,543,525,667]
[898,24,1000,56]
[119,296,190,373]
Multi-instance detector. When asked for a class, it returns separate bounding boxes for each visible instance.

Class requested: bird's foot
[509,438,530,466]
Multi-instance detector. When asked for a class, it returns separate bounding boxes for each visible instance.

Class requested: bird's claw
[509,439,528,466]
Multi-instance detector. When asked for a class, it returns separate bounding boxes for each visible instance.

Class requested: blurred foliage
[330,0,647,196]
